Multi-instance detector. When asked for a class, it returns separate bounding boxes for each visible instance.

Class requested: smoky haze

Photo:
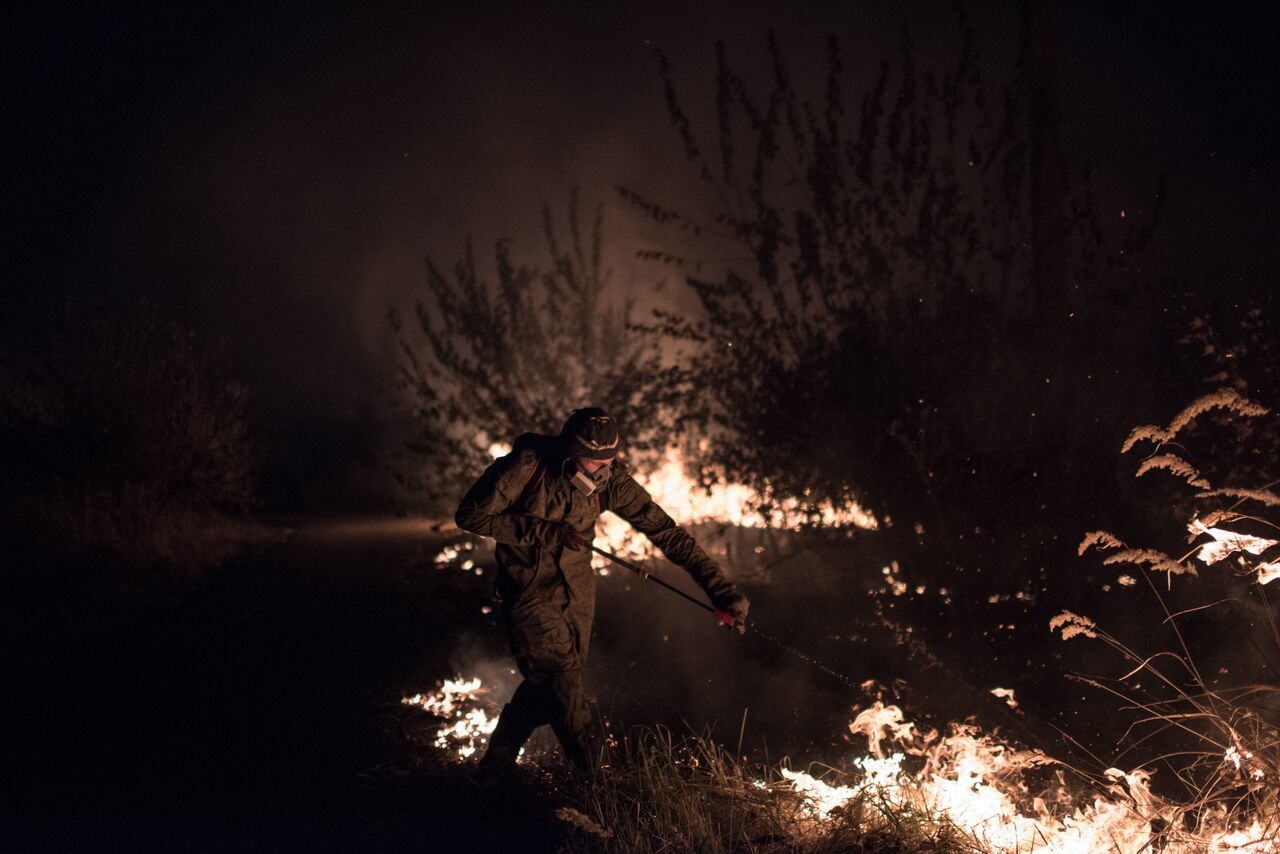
[6,3,1276,511]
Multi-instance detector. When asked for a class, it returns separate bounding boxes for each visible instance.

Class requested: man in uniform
[455,407,749,776]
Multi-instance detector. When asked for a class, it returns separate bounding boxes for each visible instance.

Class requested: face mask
[570,461,612,496]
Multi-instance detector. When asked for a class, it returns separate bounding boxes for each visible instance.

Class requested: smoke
[13,4,1279,518]
[584,562,873,763]
[10,4,995,515]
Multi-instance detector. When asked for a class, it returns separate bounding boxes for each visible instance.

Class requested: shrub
[621,13,1167,587]
[0,300,256,577]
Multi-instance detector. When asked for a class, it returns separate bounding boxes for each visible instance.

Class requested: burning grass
[1057,389,1280,852]
[590,448,876,573]
[564,726,981,853]
[401,677,498,760]
[463,443,876,574]
[403,674,1276,852]
[571,704,1277,852]
[406,390,1280,851]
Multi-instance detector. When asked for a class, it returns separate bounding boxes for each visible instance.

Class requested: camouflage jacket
[454,434,737,607]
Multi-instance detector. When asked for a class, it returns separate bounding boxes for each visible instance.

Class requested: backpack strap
[517,456,547,502]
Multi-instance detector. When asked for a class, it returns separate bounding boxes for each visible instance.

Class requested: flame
[401,677,499,760]
[990,687,1019,709]
[594,448,876,568]
[779,704,1277,853]
[409,673,1275,851]
[426,445,1274,847]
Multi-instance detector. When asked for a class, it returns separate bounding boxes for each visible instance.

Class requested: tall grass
[1069,388,1280,846]
[560,726,981,853]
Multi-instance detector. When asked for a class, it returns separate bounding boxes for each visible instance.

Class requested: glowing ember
[431,541,477,570]
[402,677,499,760]
[990,687,1018,708]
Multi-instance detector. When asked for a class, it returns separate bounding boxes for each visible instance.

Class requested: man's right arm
[454,449,564,547]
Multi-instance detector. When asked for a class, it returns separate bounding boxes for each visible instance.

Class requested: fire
[401,677,499,760]
[990,687,1019,709]
[594,448,876,567]
[442,446,875,571]
[779,703,1278,853]
[407,674,1275,851]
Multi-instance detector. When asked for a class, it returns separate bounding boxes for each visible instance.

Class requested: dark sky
[6,2,1277,509]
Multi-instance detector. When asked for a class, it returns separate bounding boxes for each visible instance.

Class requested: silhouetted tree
[393,192,690,507]
[623,7,1165,579]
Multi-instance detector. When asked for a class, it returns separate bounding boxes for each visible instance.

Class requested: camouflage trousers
[492,568,596,768]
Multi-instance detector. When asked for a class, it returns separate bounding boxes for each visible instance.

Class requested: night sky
[7,2,1277,510]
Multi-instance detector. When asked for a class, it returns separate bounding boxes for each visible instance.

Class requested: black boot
[474,691,543,786]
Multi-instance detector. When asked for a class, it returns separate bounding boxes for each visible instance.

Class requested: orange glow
[414,675,1277,851]
[593,448,876,569]
[401,677,499,760]
[777,702,1276,852]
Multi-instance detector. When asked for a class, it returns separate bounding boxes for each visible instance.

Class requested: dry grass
[1068,389,1280,847]
[559,727,981,853]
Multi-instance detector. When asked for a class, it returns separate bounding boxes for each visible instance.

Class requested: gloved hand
[549,521,590,551]
[714,591,749,635]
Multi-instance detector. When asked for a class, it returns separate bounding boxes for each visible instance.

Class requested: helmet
[560,407,620,460]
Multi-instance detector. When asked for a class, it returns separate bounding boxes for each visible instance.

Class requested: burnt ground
[2,516,1244,852]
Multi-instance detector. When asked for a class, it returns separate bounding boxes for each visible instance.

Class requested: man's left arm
[606,473,749,628]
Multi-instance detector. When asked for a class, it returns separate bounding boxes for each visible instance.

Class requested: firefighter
[455,408,749,777]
